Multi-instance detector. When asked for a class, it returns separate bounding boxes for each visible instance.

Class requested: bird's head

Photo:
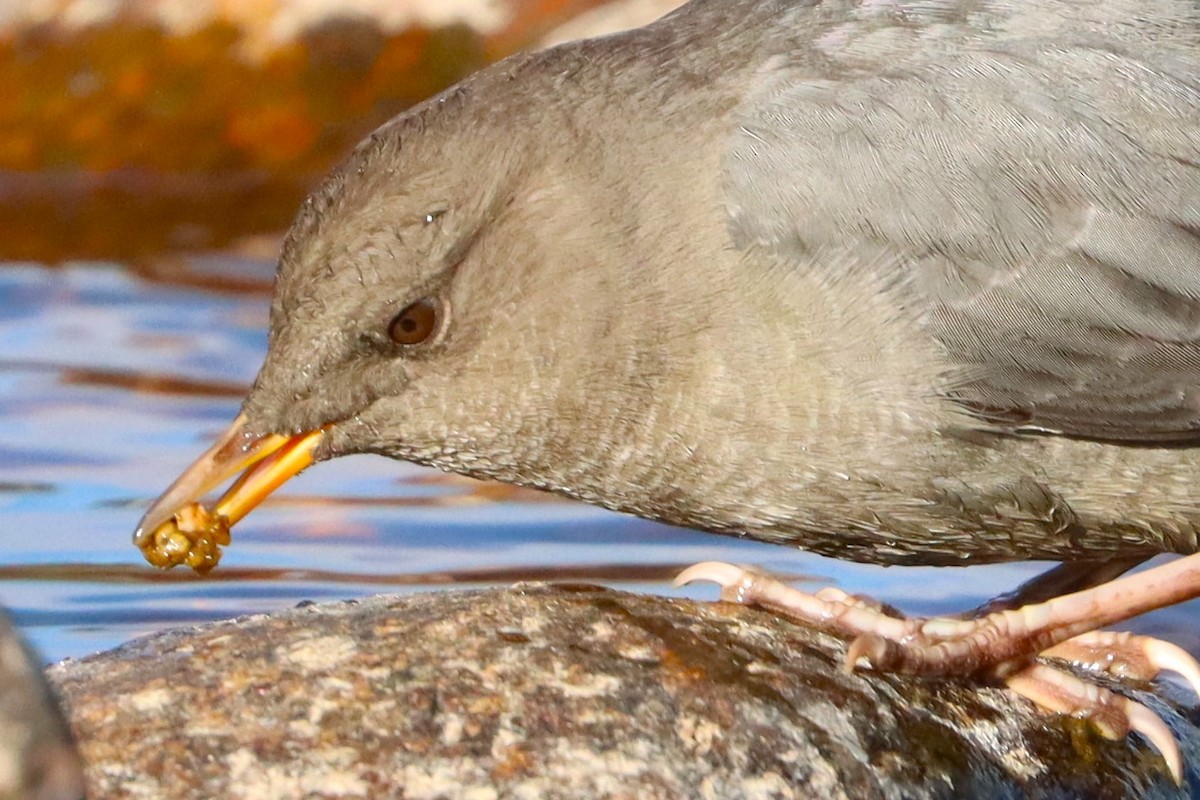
[134,64,649,572]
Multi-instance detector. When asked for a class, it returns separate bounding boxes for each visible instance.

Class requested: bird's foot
[675,561,1200,783]
[1003,660,1183,780]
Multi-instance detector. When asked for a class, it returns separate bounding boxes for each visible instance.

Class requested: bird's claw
[1044,630,1200,698]
[676,560,1196,784]
[1007,662,1183,784]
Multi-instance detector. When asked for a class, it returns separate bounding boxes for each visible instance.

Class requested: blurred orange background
[0,0,679,263]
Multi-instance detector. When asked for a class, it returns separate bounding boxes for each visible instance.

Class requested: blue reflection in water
[0,261,1197,672]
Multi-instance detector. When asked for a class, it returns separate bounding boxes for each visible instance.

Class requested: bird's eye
[388,298,441,346]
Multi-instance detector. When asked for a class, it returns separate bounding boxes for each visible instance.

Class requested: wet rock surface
[47,584,1200,799]
[0,610,84,800]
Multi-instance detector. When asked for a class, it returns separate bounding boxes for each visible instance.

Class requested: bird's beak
[133,413,325,573]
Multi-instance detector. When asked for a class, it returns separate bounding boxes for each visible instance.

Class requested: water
[2,259,1198,666]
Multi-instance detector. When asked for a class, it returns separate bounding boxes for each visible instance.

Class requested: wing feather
[724,2,1200,441]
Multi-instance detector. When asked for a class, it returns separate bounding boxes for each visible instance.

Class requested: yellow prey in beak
[133,413,324,573]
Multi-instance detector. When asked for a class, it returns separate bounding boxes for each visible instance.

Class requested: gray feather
[724,0,1200,441]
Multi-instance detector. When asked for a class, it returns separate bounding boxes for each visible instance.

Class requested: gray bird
[135,0,1200,781]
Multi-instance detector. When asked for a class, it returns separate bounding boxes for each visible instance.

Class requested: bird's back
[724,0,1200,442]
[656,0,1200,562]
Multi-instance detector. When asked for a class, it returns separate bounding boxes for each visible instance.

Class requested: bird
[134,0,1200,782]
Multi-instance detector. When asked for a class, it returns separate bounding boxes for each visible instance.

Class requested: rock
[0,610,84,800]
[47,585,1199,799]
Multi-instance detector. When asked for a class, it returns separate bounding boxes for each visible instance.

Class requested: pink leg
[676,559,1200,784]
[679,556,1200,676]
